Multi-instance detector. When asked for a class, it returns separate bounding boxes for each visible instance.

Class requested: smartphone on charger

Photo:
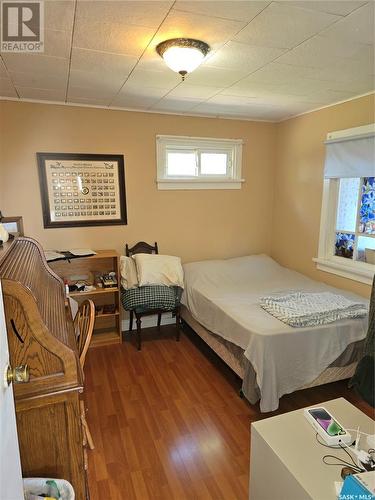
[304,407,352,446]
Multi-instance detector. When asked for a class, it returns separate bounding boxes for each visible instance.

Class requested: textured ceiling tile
[151,97,203,112]
[192,94,280,117]
[152,9,245,51]
[335,80,374,94]
[10,71,67,90]
[355,48,375,75]
[1,53,69,77]
[174,1,270,22]
[0,57,8,77]
[0,0,371,119]
[76,0,173,29]
[17,86,66,100]
[71,48,137,79]
[234,2,339,49]
[275,76,345,94]
[294,88,360,104]
[166,83,222,99]
[247,93,321,106]
[116,83,171,100]
[205,94,259,106]
[205,41,285,73]
[135,53,171,73]
[185,66,249,87]
[281,1,367,16]
[111,94,161,109]
[0,77,17,97]
[43,29,71,58]
[280,79,374,95]
[276,35,370,68]
[186,105,224,115]
[73,21,155,57]
[221,81,305,98]
[191,99,274,119]
[68,84,121,100]
[235,62,319,85]
[45,0,75,31]
[69,69,127,92]
[312,58,374,84]
[320,2,375,45]
[126,68,180,89]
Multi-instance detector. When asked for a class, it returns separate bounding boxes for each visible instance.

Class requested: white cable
[355,426,360,451]
[342,440,374,469]
[346,428,372,436]
[339,440,363,469]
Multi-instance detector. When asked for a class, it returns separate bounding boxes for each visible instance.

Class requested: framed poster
[37,153,127,228]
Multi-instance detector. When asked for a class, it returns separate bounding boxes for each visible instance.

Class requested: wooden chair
[74,299,95,451]
[125,241,181,350]
[75,299,95,369]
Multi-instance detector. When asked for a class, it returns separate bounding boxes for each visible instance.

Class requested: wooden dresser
[0,237,88,499]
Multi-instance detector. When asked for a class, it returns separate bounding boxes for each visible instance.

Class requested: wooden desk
[49,250,121,347]
[0,237,88,498]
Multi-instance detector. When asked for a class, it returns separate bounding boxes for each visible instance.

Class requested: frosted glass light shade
[163,46,205,74]
[156,38,210,79]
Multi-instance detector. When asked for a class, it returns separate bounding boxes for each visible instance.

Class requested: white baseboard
[121,313,175,332]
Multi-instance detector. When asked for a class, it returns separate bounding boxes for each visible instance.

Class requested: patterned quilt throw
[260,292,368,327]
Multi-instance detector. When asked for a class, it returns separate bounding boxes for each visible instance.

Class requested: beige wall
[272,94,375,298]
[0,100,276,262]
[1,94,374,297]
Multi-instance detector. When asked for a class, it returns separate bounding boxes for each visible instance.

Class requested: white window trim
[156,135,244,190]
[314,124,375,285]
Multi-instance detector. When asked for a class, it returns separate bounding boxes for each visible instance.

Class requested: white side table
[250,397,375,500]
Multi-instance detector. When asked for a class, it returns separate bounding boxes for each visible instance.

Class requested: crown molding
[0,96,274,123]
[276,90,375,123]
[1,90,373,124]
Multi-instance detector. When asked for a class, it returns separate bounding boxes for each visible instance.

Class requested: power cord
[315,432,355,449]
[315,433,365,473]
[322,454,363,473]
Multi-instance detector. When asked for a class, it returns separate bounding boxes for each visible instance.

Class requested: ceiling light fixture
[156,38,210,81]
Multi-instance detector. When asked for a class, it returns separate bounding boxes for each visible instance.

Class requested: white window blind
[315,124,375,285]
[324,134,375,178]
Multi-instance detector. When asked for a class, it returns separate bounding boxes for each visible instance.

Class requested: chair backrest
[74,299,95,368]
[125,241,158,257]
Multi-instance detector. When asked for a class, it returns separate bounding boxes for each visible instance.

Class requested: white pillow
[133,253,184,288]
[120,256,139,289]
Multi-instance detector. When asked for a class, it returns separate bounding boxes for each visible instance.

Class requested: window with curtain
[315,125,375,285]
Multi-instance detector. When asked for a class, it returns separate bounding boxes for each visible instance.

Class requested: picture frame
[37,153,127,228]
[1,216,24,237]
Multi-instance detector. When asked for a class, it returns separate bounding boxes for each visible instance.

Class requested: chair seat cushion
[121,285,182,312]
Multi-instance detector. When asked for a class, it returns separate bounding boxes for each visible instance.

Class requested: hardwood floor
[84,324,374,499]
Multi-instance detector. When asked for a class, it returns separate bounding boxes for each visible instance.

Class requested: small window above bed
[315,124,375,285]
[156,135,244,190]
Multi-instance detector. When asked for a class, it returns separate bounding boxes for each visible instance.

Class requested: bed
[181,254,369,412]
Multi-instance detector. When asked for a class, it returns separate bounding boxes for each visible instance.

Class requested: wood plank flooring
[84,324,374,499]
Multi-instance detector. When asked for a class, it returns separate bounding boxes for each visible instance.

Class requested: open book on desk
[44,249,97,262]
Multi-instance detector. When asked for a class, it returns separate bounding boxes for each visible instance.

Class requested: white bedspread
[182,255,369,412]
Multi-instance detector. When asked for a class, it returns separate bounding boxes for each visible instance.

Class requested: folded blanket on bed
[260,292,367,327]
